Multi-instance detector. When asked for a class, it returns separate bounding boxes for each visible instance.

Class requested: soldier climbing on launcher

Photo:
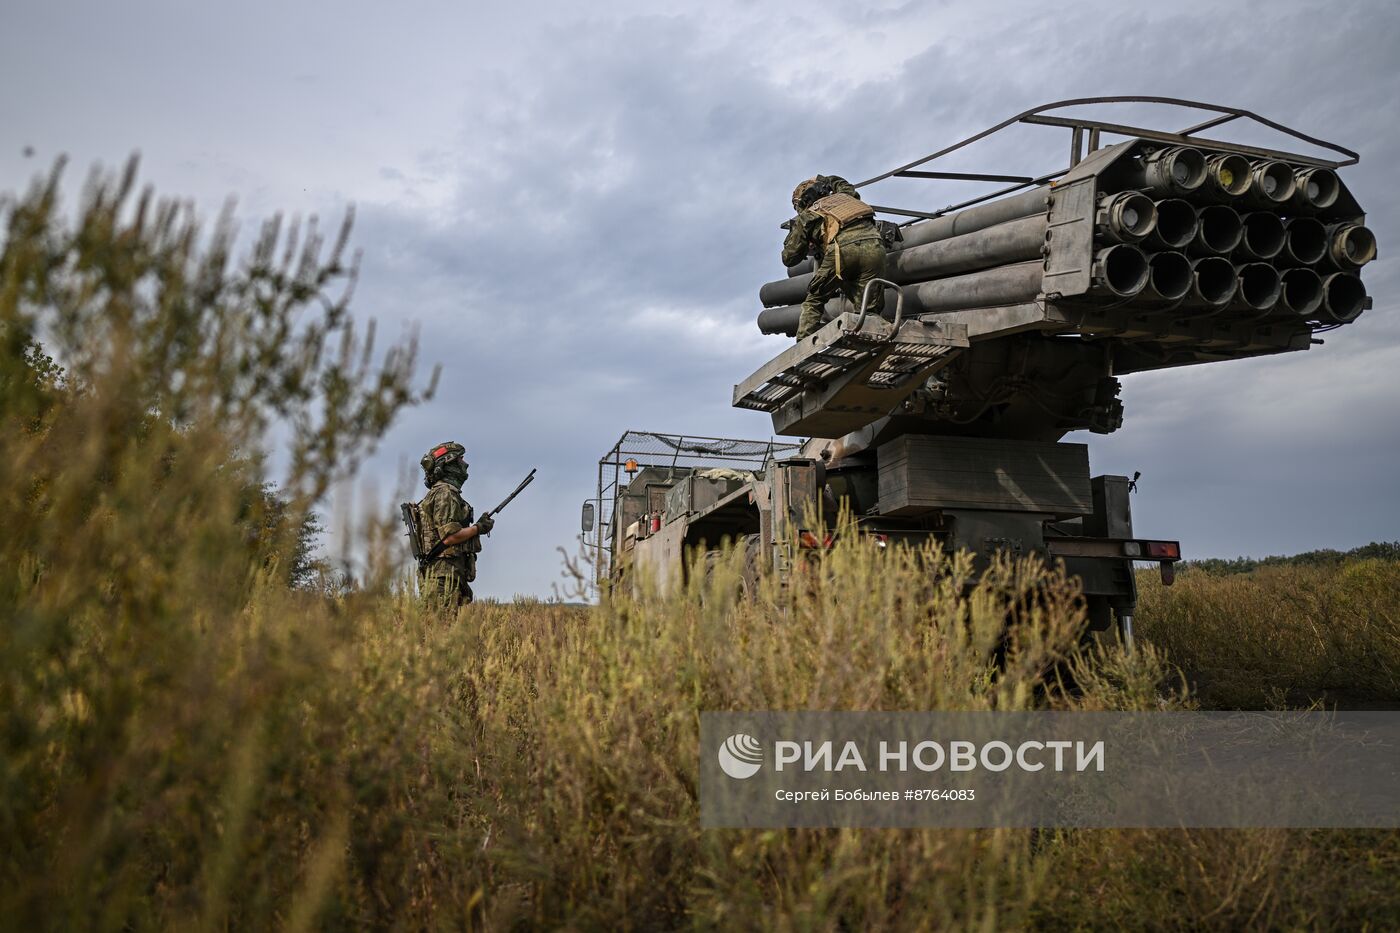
[782,174,888,340]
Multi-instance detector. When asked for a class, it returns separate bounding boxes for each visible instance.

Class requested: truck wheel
[698,548,736,606]
[698,540,761,604]
[740,534,762,602]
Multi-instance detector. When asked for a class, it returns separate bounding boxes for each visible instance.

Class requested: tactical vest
[417,484,479,581]
[809,193,875,245]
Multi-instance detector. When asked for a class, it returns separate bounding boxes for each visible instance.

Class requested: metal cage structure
[853,95,1358,223]
[585,430,799,589]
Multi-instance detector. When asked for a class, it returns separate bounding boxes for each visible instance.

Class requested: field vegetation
[1139,555,1400,709]
[2,164,1396,930]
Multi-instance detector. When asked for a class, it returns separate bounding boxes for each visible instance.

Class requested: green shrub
[0,159,432,928]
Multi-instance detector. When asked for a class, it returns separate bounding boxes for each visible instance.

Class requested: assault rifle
[477,467,537,535]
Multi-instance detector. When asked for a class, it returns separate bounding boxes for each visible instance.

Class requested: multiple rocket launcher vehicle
[587,100,1377,638]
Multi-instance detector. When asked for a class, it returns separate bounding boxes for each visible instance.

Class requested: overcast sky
[4,0,1398,597]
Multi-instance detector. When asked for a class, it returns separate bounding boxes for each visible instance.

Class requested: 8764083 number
[908,789,975,801]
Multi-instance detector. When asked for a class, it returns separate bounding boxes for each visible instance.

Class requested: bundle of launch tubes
[756,144,1377,337]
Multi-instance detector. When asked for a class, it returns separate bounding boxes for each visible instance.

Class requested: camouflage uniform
[782,175,887,340]
[416,441,483,610]
[419,481,478,608]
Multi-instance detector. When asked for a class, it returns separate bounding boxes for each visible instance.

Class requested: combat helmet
[791,177,833,211]
[422,440,468,488]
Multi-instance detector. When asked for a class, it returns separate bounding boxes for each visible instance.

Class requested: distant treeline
[1180,541,1400,575]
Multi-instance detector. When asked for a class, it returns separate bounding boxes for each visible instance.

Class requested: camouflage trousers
[797,234,887,339]
[421,558,473,611]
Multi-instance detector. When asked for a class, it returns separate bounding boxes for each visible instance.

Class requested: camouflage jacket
[781,175,872,267]
[418,481,478,560]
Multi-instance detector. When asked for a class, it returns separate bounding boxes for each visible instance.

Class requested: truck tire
[699,537,763,604]
[740,534,762,602]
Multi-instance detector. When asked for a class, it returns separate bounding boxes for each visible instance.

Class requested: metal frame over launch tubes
[588,99,1375,641]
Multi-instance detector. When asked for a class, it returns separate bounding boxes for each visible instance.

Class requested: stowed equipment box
[877,434,1092,518]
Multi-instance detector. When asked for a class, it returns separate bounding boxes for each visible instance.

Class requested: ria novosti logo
[716,734,1107,779]
[718,733,764,779]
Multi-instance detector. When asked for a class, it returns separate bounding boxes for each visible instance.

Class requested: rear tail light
[798,531,834,549]
[1144,540,1180,559]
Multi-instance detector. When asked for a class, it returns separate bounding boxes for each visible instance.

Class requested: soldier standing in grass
[783,174,888,340]
[417,441,493,609]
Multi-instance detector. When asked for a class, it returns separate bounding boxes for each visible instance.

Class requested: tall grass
[1137,561,1400,708]
[0,522,1149,929]
[6,536,1397,929]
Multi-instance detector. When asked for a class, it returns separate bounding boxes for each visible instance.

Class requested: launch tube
[759,274,811,309]
[1236,212,1286,261]
[1091,245,1150,298]
[1279,267,1324,317]
[1185,256,1238,309]
[1292,167,1340,212]
[895,187,1051,252]
[761,255,1049,332]
[758,286,901,335]
[1323,223,1377,270]
[1204,152,1252,200]
[757,304,805,336]
[905,261,1044,313]
[1232,263,1283,315]
[889,214,1047,283]
[1097,191,1157,244]
[1189,205,1245,255]
[1319,273,1367,324]
[1145,198,1198,250]
[759,215,1047,308]
[757,288,900,336]
[1139,146,1207,196]
[1137,251,1193,306]
[1246,160,1297,208]
[1281,217,1328,266]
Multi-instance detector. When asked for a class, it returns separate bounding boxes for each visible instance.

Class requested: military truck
[582,98,1376,643]
[583,423,1177,641]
